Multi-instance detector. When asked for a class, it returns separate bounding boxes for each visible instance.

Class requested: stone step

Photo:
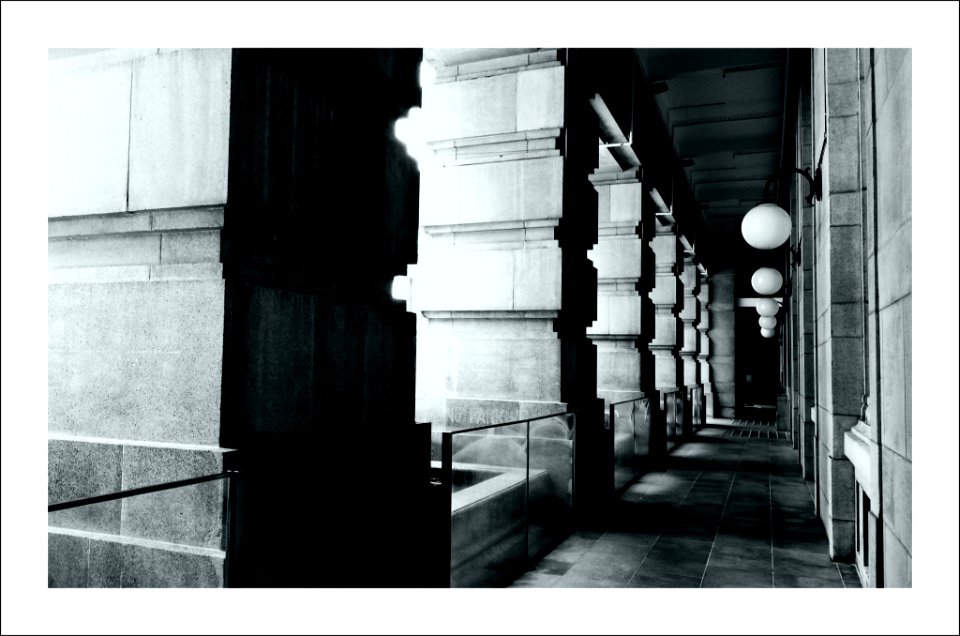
[48,527,225,588]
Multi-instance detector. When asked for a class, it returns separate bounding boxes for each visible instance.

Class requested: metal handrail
[48,470,239,513]
[608,395,649,407]
[442,410,574,436]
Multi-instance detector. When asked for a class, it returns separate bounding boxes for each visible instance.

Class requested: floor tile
[532,558,575,576]
[774,573,844,588]
[773,558,843,579]
[838,565,863,588]
[553,575,624,588]
[627,572,702,588]
[701,567,774,588]
[586,541,651,562]
[508,426,842,589]
[511,571,562,587]
[597,531,659,548]
[563,554,637,583]
[706,553,772,572]
[635,555,708,578]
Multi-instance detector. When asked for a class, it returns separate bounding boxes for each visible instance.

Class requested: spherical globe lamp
[758,316,777,329]
[741,203,791,249]
[751,267,783,295]
[756,298,779,317]
[760,327,776,338]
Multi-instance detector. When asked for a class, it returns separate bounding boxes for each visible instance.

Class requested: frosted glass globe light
[756,298,779,316]
[759,316,777,329]
[751,267,783,295]
[741,203,791,249]
[760,327,776,338]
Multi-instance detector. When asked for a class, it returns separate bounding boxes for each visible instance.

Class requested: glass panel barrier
[612,399,638,491]
[439,411,575,587]
[447,421,527,588]
[691,385,704,430]
[527,413,575,561]
[636,397,651,463]
[663,390,681,452]
[611,398,650,491]
[48,472,237,588]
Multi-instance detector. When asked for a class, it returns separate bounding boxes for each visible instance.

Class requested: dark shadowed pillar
[220,49,429,587]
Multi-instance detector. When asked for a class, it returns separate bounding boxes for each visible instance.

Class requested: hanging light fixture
[751,267,783,295]
[760,327,776,339]
[758,315,777,329]
[741,166,822,250]
[756,298,779,317]
[741,203,792,249]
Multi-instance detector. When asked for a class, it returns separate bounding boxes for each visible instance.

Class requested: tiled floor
[510,420,862,588]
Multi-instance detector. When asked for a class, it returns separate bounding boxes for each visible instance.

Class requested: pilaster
[587,166,646,407]
[697,272,713,415]
[648,222,681,394]
[414,49,602,513]
[680,255,701,390]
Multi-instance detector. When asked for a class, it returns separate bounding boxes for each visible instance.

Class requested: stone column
[648,220,681,450]
[649,222,681,393]
[414,49,602,509]
[679,256,700,437]
[220,49,429,587]
[587,166,646,407]
[697,272,713,417]
[709,269,737,418]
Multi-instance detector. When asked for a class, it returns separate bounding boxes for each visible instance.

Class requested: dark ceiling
[634,48,789,274]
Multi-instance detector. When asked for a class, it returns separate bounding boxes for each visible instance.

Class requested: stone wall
[842,48,913,587]
[48,48,232,587]
[805,48,911,586]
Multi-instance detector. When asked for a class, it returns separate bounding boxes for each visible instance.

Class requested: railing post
[524,420,530,566]
[223,472,240,588]
[439,431,453,588]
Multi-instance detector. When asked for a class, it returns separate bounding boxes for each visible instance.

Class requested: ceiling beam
[671,111,784,128]
[722,60,785,78]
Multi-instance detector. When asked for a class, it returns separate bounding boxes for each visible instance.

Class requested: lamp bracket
[792,167,822,206]
[761,164,823,208]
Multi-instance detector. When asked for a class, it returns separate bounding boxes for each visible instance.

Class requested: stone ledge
[49,205,225,238]
[48,262,224,284]
[596,278,641,291]
[588,335,643,345]
[439,60,562,84]
[843,421,879,502]
[425,218,560,235]
[589,168,641,186]
[423,310,559,320]
[428,128,561,149]
[48,526,225,559]
[437,148,561,166]
[48,431,234,454]
[596,225,641,236]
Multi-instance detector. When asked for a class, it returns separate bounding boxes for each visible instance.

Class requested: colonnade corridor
[510,419,861,588]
